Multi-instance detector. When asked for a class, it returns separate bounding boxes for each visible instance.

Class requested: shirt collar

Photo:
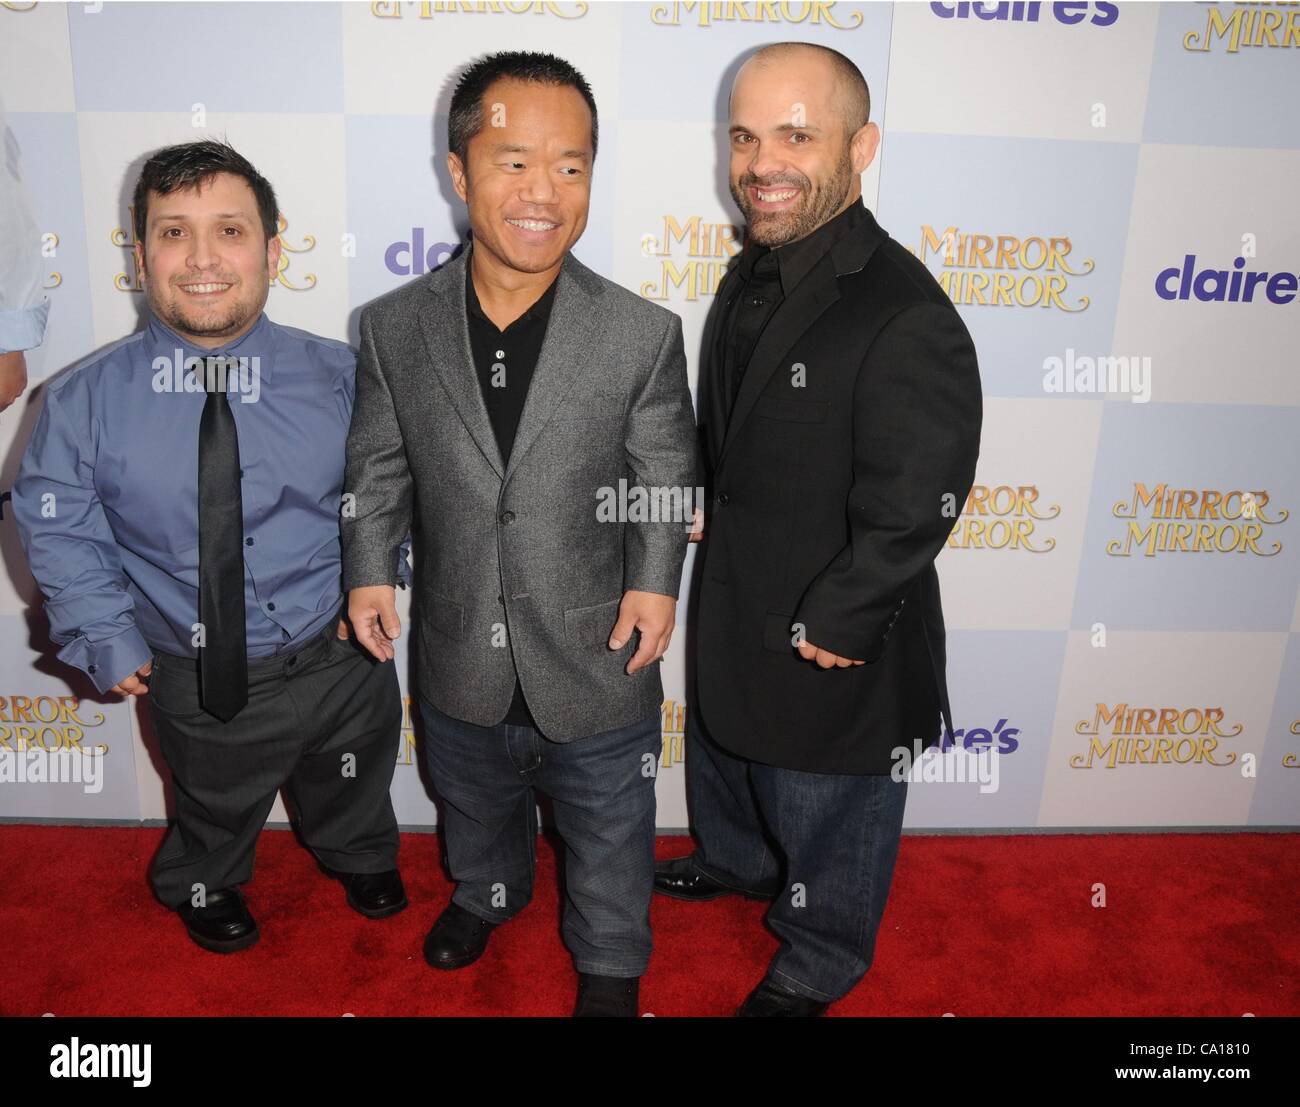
[464,243,560,331]
[736,196,868,295]
[145,309,277,382]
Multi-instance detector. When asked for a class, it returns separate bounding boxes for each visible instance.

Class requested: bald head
[734,42,871,136]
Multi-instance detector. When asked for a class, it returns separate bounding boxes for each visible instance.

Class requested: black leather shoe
[321,865,408,919]
[653,854,777,901]
[574,973,639,1017]
[177,887,259,954]
[737,979,830,1017]
[423,902,499,970]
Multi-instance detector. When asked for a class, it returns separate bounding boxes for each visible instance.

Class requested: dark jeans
[687,704,909,1003]
[420,696,661,978]
[147,614,402,909]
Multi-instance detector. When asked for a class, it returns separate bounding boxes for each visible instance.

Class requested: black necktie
[197,355,247,721]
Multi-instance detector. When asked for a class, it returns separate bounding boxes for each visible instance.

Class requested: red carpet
[0,826,1295,1017]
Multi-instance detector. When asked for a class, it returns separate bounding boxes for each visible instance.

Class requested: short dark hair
[132,139,279,247]
[448,51,598,168]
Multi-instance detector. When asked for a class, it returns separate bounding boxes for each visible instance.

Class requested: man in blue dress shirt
[12,140,408,954]
[0,90,48,413]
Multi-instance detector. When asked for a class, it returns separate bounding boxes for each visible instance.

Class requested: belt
[151,601,345,682]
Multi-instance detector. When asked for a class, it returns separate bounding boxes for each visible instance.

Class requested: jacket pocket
[762,610,800,654]
[423,591,464,641]
[564,598,621,646]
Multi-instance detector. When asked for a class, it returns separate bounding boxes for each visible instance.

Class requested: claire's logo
[938,716,1022,754]
[1155,255,1298,304]
[385,229,457,276]
[930,1,1118,26]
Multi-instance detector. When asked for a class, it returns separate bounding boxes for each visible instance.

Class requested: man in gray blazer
[342,52,698,1017]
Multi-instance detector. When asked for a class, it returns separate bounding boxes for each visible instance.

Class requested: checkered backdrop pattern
[0,1,1296,829]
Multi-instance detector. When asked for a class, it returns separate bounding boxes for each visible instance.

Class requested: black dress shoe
[321,864,408,919]
[653,854,777,901]
[574,973,639,1017]
[423,902,499,970]
[176,887,259,954]
[737,979,830,1017]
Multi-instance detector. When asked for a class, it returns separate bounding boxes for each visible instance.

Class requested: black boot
[574,973,640,1017]
[423,902,499,970]
[737,979,829,1017]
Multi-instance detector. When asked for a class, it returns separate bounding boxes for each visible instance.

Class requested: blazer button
[497,594,504,605]
[499,510,516,524]
[715,491,729,506]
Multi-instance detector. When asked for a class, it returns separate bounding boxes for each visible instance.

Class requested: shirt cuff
[56,624,152,694]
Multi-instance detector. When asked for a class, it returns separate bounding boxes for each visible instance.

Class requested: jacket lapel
[418,248,506,478]
[717,209,889,470]
[700,260,744,470]
[416,247,604,484]
[504,252,602,484]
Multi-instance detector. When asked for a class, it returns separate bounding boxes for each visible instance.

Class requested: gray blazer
[342,245,698,741]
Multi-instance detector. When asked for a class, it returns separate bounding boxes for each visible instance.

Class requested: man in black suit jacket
[656,42,982,1016]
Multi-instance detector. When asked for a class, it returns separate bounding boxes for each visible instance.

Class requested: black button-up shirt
[465,256,560,728]
[720,197,869,419]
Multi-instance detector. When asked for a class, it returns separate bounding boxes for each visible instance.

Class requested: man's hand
[109,658,153,697]
[336,618,349,640]
[0,350,29,413]
[609,589,676,675]
[797,639,865,669]
[687,506,704,542]
[349,585,400,662]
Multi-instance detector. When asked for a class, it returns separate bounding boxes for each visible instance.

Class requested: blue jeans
[687,704,909,1003]
[420,696,661,978]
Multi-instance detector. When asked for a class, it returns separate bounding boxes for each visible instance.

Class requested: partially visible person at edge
[0,90,49,412]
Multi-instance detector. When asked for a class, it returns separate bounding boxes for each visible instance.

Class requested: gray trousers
[147,615,402,909]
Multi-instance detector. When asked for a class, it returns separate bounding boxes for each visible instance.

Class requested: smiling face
[447,77,592,278]
[728,50,879,247]
[134,171,280,348]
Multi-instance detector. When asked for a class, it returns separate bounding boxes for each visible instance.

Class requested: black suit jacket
[695,205,982,774]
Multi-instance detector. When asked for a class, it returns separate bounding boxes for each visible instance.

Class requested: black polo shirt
[465,257,560,728]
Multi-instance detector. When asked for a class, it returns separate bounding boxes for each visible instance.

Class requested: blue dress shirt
[13,309,411,693]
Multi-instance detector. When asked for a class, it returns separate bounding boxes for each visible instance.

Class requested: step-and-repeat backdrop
[1,1,1296,829]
